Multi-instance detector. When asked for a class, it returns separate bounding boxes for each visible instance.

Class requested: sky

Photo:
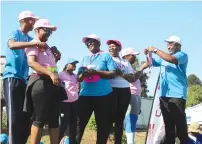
[1,1,202,96]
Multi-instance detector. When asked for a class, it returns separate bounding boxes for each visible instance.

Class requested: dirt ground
[39,129,146,144]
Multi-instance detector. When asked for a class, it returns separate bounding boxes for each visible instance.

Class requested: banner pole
[145,73,160,144]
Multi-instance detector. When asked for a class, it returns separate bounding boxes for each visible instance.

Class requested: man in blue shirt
[145,35,188,144]
[3,11,47,144]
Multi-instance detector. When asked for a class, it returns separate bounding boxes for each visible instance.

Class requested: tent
[186,103,202,125]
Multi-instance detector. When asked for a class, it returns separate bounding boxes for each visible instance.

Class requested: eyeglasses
[40,27,53,36]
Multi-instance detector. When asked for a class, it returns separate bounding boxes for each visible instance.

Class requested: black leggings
[59,101,78,144]
[31,78,60,128]
[112,87,131,144]
[76,93,114,144]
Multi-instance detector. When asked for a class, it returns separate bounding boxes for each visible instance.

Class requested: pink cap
[82,34,101,43]
[121,47,140,57]
[34,19,57,31]
[18,10,39,21]
[106,40,122,50]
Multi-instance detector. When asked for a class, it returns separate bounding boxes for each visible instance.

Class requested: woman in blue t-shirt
[76,34,116,144]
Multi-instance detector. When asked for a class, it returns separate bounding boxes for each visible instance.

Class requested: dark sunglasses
[85,39,97,46]
[40,27,53,36]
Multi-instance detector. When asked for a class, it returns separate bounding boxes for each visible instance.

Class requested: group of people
[1,10,201,144]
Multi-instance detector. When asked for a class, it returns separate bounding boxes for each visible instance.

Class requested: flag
[145,76,165,144]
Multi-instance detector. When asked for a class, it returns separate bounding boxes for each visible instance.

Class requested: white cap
[165,35,181,44]
[18,10,39,21]
[34,19,57,31]
[82,34,101,43]
[121,47,140,57]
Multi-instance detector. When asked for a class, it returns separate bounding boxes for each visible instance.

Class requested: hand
[144,48,149,55]
[49,73,60,86]
[82,71,89,76]
[139,62,149,71]
[50,46,61,62]
[35,42,48,50]
[87,68,97,75]
[147,46,155,53]
[116,69,123,76]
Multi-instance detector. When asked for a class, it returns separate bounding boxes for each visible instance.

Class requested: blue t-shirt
[188,133,202,144]
[3,30,33,83]
[78,52,116,96]
[152,51,188,99]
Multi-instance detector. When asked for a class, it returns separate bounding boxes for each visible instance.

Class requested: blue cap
[0,133,8,144]
[64,137,69,144]
[66,58,79,64]
[40,142,44,144]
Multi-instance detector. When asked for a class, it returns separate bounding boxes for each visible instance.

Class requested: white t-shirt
[110,57,134,88]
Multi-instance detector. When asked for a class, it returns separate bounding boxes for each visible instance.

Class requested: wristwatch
[154,48,158,53]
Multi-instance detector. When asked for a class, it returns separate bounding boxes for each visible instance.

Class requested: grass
[26,129,146,144]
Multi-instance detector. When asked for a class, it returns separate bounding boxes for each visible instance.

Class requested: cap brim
[188,128,200,133]
[18,16,40,21]
[165,40,172,42]
[122,52,140,57]
[165,40,180,43]
[82,37,88,43]
[32,16,40,20]
[45,25,57,31]
[73,61,79,64]
[133,52,140,55]
[82,37,99,43]
[67,60,79,64]
[106,40,115,45]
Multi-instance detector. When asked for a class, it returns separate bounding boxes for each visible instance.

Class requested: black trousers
[3,78,31,144]
[59,101,78,144]
[30,77,60,128]
[112,87,131,144]
[159,97,188,144]
[76,93,114,144]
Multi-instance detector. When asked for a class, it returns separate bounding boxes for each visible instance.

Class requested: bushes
[1,108,7,129]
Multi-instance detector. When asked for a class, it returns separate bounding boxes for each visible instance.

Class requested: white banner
[145,85,165,144]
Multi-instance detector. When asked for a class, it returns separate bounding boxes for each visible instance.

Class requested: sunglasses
[85,39,97,46]
[40,27,53,36]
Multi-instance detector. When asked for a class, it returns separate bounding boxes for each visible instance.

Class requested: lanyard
[114,56,123,70]
[88,51,103,65]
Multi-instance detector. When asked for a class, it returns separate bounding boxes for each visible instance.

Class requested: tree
[139,72,149,97]
[131,57,140,71]
[187,74,201,87]
[186,85,202,107]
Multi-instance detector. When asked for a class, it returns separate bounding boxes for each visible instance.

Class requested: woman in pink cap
[24,19,66,144]
[107,40,135,144]
[121,48,148,144]
[59,58,79,144]
[76,34,117,144]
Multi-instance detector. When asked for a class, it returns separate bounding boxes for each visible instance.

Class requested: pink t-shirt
[25,39,57,73]
[130,70,142,96]
[59,71,79,102]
